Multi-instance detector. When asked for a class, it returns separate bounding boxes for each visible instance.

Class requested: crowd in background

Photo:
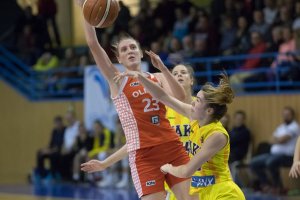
[6,0,300,90]
[33,110,130,188]
[32,106,300,196]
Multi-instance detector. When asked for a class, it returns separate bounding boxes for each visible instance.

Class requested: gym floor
[0,183,299,200]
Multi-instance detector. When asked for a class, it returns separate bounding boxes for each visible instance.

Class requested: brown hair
[111,33,142,57]
[202,74,234,121]
[172,64,196,87]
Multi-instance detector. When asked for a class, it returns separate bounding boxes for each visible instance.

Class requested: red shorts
[128,140,190,198]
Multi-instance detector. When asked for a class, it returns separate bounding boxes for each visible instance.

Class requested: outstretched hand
[113,71,140,83]
[145,50,167,72]
[289,161,300,178]
[81,159,107,173]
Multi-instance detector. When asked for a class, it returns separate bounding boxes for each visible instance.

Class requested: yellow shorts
[164,182,176,200]
[190,181,245,200]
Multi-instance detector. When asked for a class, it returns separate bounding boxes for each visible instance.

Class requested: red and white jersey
[112,73,179,152]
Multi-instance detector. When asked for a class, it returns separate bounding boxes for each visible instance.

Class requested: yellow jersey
[189,120,232,194]
[166,106,193,153]
[88,128,112,158]
[165,105,193,200]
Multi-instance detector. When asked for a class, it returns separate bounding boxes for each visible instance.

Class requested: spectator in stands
[59,110,80,180]
[273,6,294,28]
[128,23,146,48]
[229,110,251,164]
[220,113,231,132]
[37,0,61,47]
[219,15,237,54]
[272,25,296,68]
[149,41,168,73]
[267,26,283,52]
[289,136,300,178]
[153,0,176,32]
[230,31,267,93]
[109,118,130,188]
[34,115,65,182]
[87,120,113,187]
[250,107,300,193]
[249,10,269,38]
[194,15,219,55]
[181,34,195,59]
[224,15,250,55]
[172,8,190,42]
[72,123,92,182]
[33,51,59,71]
[263,0,278,25]
[16,24,40,65]
[150,17,167,42]
[60,47,78,67]
[193,37,208,58]
[167,37,184,65]
[113,1,131,34]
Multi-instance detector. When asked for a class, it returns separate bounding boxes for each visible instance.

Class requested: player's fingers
[292,170,297,178]
[145,50,151,56]
[81,163,88,167]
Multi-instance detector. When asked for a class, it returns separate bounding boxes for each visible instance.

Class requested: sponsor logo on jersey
[130,82,139,87]
[191,176,215,187]
[146,180,156,186]
[151,115,160,124]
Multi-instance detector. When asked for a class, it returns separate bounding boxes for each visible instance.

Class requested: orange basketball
[83,0,120,28]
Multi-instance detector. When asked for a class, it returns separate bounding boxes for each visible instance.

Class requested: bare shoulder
[208,132,228,144]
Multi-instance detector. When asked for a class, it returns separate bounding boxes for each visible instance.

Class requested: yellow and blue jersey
[188,121,245,199]
[166,105,194,153]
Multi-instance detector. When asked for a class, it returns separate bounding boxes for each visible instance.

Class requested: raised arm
[161,132,227,178]
[146,51,186,101]
[76,0,120,95]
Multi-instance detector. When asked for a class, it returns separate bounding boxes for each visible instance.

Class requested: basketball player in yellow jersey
[115,72,245,200]
[167,64,195,153]
[165,64,195,200]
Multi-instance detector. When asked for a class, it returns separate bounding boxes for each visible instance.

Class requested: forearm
[103,144,128,167]
[82,16,98,46]
[294,137,300,162]
[137,72,192,117]
[168,165,191,178]
[273,135,291,144]
[137,73,169,101]
[159,69,185,101]
[172,133,228,178]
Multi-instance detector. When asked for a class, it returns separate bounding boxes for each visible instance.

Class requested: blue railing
[0,45,299,101]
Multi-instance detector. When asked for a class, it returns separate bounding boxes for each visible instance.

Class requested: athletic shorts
[129,140,190,198]
[191,181,245,200]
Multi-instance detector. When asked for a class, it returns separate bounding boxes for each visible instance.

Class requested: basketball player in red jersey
[75,1,192,199]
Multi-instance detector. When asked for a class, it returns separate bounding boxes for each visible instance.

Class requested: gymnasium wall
[227,94,300,148]
[0,80,300,183]
[0,81,83,183]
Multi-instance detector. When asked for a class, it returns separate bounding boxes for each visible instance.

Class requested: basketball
[83,0,120,28]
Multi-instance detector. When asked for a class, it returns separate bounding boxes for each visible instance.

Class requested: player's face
[117,39,142,70]
[172,65,193,89]
[191,90,208,121]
